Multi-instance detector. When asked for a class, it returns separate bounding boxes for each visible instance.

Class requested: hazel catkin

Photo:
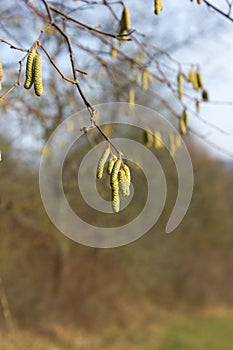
[24,48,36,90]
[154,0,163,15]
[107,155,117,175]
[33,54,43,96]
[96,147,110,179]
[177,72,183,100]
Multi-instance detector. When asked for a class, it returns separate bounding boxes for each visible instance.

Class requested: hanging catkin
[96,147,110,179]
[154,0,163,15]
[196,68,204,89]
[120,6,131,34]
[33,54,43,96]
[107,155,117,175]
[118,169,129,197]
[110,159,122,213]
[177,72,183,100]
[128,87,135,105]
[183,109,188,126]
[145,129,153,148]
[189,69,199,91]
[24,48,36,89]
[112,187,120,213]
[154,131,164,149]
[179,118,187,135]
[122,163,131,196]
[110,159,122,188]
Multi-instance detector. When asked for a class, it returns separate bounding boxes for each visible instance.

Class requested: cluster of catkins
[144,129,182,156]
[178,67,208,102]
[24,47,43,96]
[96,146,131,213]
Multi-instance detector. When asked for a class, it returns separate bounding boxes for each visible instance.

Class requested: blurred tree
[0,0,233,162]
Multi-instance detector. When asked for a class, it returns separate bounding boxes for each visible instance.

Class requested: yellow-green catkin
[118,168,129,197]
[196,68,204,89]
[189,69,199,91]
[111,47,117,59]
[96,147,110,179]
[33,54,43,96]
[169,133,176,157]
[202,89,209,101]
[110,159,122,189]
[145,128,154,148]
[128,87,135,106]
[179,118,187,135]
[107,155,117,175]
[123,6,130,31]
[110,159,122,213]
[154,131,164,149]
[154,0,163,15]
[112,187,120,213]
[24,48,36,90]
[120,6,131,35]
[183,109,188,126]
[142,71,148,91]
[142,70,152,91]
[177,72,183,100]
[122,163,131,196]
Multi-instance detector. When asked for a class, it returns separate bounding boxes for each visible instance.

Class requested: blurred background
[0,1,233,349]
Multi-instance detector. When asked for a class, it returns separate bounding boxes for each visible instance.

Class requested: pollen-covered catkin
[128,87,135,105]
[189,69,199,91]
[107,155,117,175]
[145,129,153,148]
[122,163,131,196]
[118,169,129,197]
[110,159,122,213]
[197,0,203,4]
[183,109,188,126]
[111,47,117,59]
[154,131,164,149]
[24,48,36,90]
[196,68,204,89]
[142,71,148,91]
[123,6,130,31]
[123,164,131,182]
[177,72,183,100]
[169,133,176,157]
[33,54,43,96]
[112,188,120,213]
[179,118,187,135]
[96,147,110,179]
[110,159,122,189]
[120,6,130,34]
[154,0,163,15]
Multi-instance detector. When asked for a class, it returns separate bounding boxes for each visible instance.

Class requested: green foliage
[159,315,233,350]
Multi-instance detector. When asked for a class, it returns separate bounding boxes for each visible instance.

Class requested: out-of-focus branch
[203,0,233,22]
